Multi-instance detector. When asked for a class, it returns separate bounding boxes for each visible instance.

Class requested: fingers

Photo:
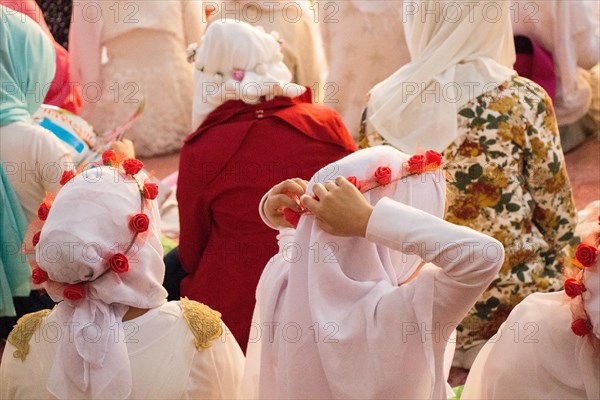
[300,194,319,213]
[267,194,300,212]
[272,179,307,198]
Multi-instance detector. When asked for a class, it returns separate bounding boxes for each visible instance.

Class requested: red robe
[178,89,356,351]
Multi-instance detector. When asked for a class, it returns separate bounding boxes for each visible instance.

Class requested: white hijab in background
[368,0,516,153]
[35,167,167,399]
[463,242,600,399]
[245,146,454,399]
[192,19,305,129]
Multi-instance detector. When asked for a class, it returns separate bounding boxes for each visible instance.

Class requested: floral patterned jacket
[360,75,578,350]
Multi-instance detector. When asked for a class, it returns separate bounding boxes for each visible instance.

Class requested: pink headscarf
[34,164,167,399]
[245,146,450,398]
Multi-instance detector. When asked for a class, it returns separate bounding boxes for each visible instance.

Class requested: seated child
[0,155,244,399]
[462,233,600,399]
[243,146,505,399]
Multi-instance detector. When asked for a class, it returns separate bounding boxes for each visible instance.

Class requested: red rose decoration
[407,154,427,174]
[129,213,150,233]
[109,253,129,273]
[32,231,41,247]
[122,158,144,175]
[143,181,159,200]
[60,170,75,185]
[425,150,443,167]
[374,166,392,185]
[564,278,586,298]
[575,244,598,268]
[571,318,593,337]
[102,150,117,166]
[347,176,361,190]
[283,208,301,228]
[63,284,85,301]
[38,203,50,221]
[31,267,49,285]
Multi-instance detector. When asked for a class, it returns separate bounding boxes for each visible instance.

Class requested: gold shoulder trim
[180,297,223,351]
[7,309,51,361]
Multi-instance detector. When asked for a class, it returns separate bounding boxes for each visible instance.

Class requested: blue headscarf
[0,167,31,317]
[0,5,55,126]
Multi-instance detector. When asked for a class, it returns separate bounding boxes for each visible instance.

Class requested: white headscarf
[246,146,449,399]
[191,19,305,129]
[35,166,167,399]
[368,0,516,153]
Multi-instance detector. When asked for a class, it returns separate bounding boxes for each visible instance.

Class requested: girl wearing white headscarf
[0,157,244,399]
[463,233,600,399]
[244,146,504,399]
[179,19,356,353]
[361,0,577,365]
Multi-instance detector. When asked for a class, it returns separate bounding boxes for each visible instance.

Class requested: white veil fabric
[368,0,516,153]
[35,166,167,399]
[245,146,453,399]
[191,19,305,129]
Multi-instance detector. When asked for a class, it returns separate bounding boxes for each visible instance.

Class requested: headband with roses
[283,150,444,228]
[29,150,160,302]
[564,224,599,342]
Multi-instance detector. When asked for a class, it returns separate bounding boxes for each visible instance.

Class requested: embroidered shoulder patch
[180,297,223,351]
[7,309,51,361]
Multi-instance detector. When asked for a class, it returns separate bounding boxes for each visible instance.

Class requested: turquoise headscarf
[0,167,31,317]
[0,5,55,126]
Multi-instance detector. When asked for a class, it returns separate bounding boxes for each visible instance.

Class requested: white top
[245,197,503,399]
[462,291,600,400]
[0,122,70,222]
[0,301,245,400]
[511,0,600,125]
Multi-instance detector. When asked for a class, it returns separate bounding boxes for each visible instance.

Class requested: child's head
[33,163,167,306]
[300,146,447,285]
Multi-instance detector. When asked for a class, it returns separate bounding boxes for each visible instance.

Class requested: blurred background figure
[318,0,410,138]
[207,1,327,104]
[69,1,206,156]
[511,0,600,152]
[1,1,82,113]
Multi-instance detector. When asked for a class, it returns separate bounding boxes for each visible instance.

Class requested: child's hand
[301,177,373,237]
[111,139,135,159]
[264,178,309,228]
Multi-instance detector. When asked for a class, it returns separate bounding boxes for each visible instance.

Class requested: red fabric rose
[425,150,443,168]
[102,150,117,166]
[571,318,593,336]
[32,231,41,247]
[283,208,301,228]
[129,213,150,233]
[143,181,159,200]
[63,284,85,301]
[38,203,50,221]
[564,278,586,298]
[109,253,129,273]
[122,158,144,175]
[60,170,75,185]
[31,267,49,285]
[407,154,427,174]
[347,176,361,190]
[575,244,598,268]
[374,166,392,185]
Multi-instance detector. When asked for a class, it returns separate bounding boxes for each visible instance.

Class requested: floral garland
[283,150,444,228]
[29,151,159,302]
[566,234,599,340]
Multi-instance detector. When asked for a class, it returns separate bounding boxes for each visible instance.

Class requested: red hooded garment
[177,89,356,351]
